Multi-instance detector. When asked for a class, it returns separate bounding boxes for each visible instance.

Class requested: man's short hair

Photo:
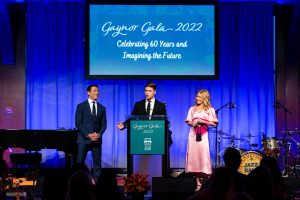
[145,82,156,91]
[87,84,99,92]
[223,147,241,170]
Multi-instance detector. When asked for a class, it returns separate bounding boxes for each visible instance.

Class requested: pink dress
[185,106,218,174]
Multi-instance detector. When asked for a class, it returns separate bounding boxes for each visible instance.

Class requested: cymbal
[247,134,256,138]
[280,130,299,134]
[217,131,231,137]
[221,136,245,141]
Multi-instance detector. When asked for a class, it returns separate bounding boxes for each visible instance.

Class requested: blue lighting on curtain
[26,1,274,168]
[0,1,15,64]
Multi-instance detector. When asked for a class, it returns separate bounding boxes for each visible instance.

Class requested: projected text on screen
[88,4,217,79]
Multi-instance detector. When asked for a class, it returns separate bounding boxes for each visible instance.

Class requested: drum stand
[217,131,222,167]
[282,132,300,178]
[247,133,257,151]
[215,102,237,168]
[218,136,237,156]
[217,135,248,166]
[274,100,292,175]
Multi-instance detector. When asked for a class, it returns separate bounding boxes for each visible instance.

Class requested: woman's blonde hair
[195,89,211,111]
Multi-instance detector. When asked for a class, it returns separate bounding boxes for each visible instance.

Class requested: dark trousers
[77,143,102,178]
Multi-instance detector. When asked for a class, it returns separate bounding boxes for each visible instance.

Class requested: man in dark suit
[117,82,172,177]
[116,82,167,130]
[75,84,107,178]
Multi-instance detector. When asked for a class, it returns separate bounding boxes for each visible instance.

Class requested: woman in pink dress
[185,89,218,191]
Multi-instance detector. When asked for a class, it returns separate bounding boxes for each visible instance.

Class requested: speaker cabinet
[152,176,196,200]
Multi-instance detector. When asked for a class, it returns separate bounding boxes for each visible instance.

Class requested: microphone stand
[275,101,292,172]
[215,102,233,168]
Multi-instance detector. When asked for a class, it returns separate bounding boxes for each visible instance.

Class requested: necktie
[146,100,151,115]
[92,101,96,116]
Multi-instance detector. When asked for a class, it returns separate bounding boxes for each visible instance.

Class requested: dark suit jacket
[75,100,107,144]
[128,99,173,146]
[131,99,167,116]
[123,99,173,146]
[122,99,167,128]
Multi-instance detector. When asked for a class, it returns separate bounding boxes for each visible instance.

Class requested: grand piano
[0,129,78,168]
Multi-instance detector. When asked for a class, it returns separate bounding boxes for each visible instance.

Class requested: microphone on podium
[163,101,167,107]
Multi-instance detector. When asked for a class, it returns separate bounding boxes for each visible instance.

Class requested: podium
[127,115,169,177]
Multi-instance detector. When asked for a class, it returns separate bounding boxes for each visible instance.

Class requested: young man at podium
[116,82,167,130]
[116,82,171,180]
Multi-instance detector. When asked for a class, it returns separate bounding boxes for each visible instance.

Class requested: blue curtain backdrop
[26,1,275,168]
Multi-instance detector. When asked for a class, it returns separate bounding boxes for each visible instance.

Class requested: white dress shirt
[88,98,97,116]
[145,98,155,116]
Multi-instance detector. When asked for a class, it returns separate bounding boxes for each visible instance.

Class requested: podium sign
[130,120,165,154]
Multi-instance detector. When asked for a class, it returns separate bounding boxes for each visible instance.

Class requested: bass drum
[238,151,263,175]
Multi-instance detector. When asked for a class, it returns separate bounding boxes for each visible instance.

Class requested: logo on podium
[144,138,152,151]
[130,119,165,154]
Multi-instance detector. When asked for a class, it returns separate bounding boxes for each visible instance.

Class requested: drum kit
[215,101,299,177]
[279,129,300,178]
[217,129,300,177]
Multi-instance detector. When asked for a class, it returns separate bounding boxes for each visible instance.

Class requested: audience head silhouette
[260,155,283,186]
[223,147,242,170]
[95,169,124,200]
[245,165,273,200]
[65,170,95,200]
